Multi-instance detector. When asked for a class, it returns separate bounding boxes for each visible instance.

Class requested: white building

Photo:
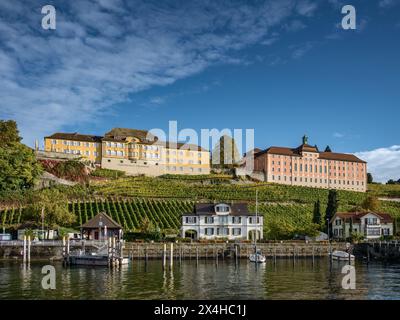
[331,211,394,240]
[181,203,263,241]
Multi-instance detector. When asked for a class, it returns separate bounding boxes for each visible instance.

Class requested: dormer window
[215,204,230,215]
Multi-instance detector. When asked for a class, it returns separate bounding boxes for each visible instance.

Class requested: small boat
[249,250,266,263]
[329,250,355,261]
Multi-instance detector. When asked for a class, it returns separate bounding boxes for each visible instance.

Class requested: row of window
[166,151,202,157]
[64,150,98,156]
[53,140,101,148]
[167,159,202,164]
[204,228,242,236]
[270,154,363,168]
[184,216,261,224]
[168,167,203,173]
[271,175,365,186]
[272,163,363,175]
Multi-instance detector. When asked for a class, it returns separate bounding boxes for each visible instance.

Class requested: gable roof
[45,133,103,143]
[252,145,366,163]
[81,212,122,229]
[183,203,257,216]
[332,212,393,224]
[104,127,157,143]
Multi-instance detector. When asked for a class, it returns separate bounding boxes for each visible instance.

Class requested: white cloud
[355,146,400,183]
[333,132,345,138]
[0,0,320,145]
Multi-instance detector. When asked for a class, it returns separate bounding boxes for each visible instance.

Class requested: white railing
[0,240,108,247]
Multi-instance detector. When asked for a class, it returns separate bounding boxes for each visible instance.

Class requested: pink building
[245,135,367,192]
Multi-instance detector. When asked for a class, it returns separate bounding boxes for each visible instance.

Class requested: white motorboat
[329,250,355,261]
[249,250,266,263]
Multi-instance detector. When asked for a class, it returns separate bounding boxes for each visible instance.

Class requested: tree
[325,190,339,236]
[0,120,42,191]
[25,188,75,237]
[0,120,22,146]
[367,173,373,184]
[211,135,241,169]
[312,200,322,229]
[361,195,380,212]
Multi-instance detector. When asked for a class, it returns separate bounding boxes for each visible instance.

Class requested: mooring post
[215,248,218,267]
[23,235,26,263]
[62,236,66,264]
[312,246,315,266]
[235,245,238,265]
[145,245,148,264]
[196,246,199,266]
[170,243,174,269]
[163,243,166,270]
[27,236,31,263]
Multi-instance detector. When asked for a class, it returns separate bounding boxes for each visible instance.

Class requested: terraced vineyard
[92,176,368,204]
[0,198,194,232]
[2,176,400,238]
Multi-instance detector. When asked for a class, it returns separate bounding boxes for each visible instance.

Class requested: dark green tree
[367,173,373,184]
[312,200,322,229]
[325,190,339,237]
[0,120,42,191]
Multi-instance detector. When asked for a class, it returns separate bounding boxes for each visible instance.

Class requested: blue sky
[0,0,399,181]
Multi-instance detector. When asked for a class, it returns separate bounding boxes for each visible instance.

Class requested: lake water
[1,258,400,300]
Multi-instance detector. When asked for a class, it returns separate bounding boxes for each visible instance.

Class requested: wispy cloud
[333,132,345,139]
[355,146,400,183]
[379,0,400,8]
[0,0,323,144]
[291,42,315,59]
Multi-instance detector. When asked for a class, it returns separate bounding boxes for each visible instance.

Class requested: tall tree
[325,190,339,236]
[0,120,42,191]
[312,200,322,229]
[211,135,241,168]
[367,173,373,184]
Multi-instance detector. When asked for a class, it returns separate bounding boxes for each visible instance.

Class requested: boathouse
[81,212,123,240]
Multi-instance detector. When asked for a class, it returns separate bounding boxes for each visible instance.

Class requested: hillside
[1,175,399,239]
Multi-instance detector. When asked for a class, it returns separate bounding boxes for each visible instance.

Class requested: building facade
[242,135,367,192]
[331,212,394,240]
[45,128,211,176]
[44,133,103,163]
[181,203,263,241]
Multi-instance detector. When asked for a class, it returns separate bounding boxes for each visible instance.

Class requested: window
[232,217,242,224]
[205,228,214,236]
[233,228,241,236]
[216,204,230,213]
[52,139,57,145]
[205,217,214,224]
[185,217,197,224]
[85,151,90,156]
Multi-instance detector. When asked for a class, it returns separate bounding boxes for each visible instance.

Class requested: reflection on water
[0,258,399,300]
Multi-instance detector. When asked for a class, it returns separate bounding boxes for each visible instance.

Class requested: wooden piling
[23,235,26,263]
[27,236,31,263]
[196,247,199,266]
[163,243,166,270]
[170,243,174,268]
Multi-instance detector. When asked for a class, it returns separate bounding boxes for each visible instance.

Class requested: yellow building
[101,128,210,176]
[44,133,103,163]
[44,128,211,176]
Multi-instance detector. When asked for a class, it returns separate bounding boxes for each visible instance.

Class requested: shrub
[91,168,125,179]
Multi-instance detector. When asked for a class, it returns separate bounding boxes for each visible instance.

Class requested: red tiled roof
[252,144,366,163]
[332,212,393,224]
